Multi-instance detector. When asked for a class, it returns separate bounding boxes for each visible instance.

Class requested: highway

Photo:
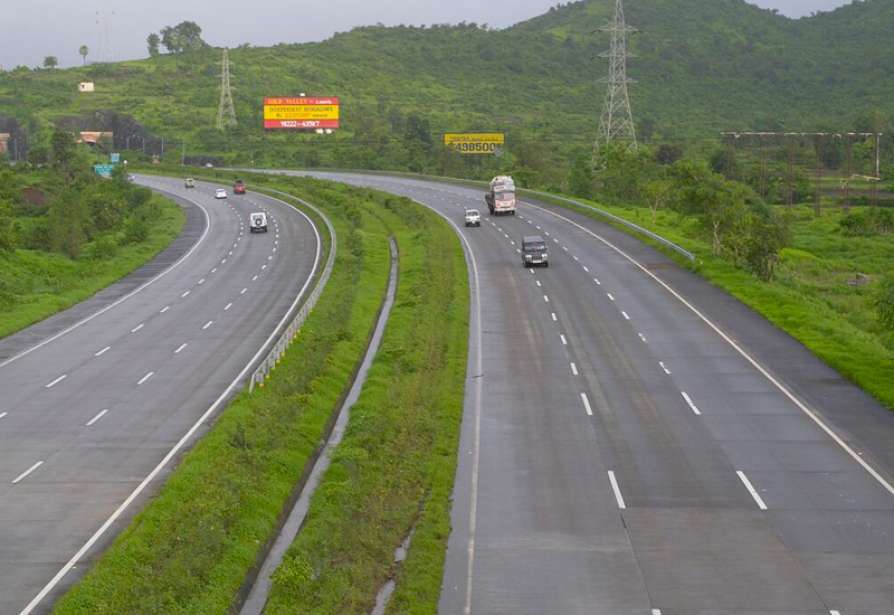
[0,176,321,614]
[287,171,894,615]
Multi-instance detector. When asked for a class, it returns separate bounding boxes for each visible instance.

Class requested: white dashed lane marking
[137,372,155,386]
[94,346,111,357]
[12,461,44,484]
[86,409,109,427]
[608,471,626,509]
[737,470,768,510]
[681,391,702,416]
[174,343,188,355]
[45,375,67,389]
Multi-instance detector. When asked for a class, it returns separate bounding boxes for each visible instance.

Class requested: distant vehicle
[521,235,549,267]
[233,179,246,194]
[204,162,214,168]
[215,188,228,199]
[127,174,136,182]
[464,208,481,227]
[249,212,268,233]
[485,175,517,216]
[184,178,196,188]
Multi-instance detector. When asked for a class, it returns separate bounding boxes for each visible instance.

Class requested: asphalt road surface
[0,176,320,614]
[285,171,894,615]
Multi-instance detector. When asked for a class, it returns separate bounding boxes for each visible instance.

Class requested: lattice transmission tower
[595,0,637,153]
[217,48,238,131]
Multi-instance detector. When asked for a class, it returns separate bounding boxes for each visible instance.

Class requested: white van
[250,212,268,233]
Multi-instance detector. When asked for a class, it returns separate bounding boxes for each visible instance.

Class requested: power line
[595,0,638,154]
[217,49,238,131]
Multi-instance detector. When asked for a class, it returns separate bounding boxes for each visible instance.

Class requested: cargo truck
[485,175,517,216]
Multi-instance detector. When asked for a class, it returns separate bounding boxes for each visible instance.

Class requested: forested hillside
[1,0,891,180]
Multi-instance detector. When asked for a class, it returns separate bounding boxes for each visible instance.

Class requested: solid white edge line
[12,461,44,484]
[681,391,702,416]
[94,346,110,357]
[0,187,211,370]
[737,470,768,510]
[570,362,578,376]
[523,201,894,496]
[608,470,626,509]
[580,392,593,416]
[21,187,326,615]
[45,375,67,389]
[85,409,109,427]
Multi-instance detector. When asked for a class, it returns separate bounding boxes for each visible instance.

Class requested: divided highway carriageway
[283,170,894,615]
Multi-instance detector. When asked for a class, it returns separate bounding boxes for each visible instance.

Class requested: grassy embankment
[0,193,184,339]
[264,184,469,614]
[55,173,469,614]
[533,192,894,410]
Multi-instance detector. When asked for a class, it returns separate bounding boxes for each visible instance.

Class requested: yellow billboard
[444,133,505,154]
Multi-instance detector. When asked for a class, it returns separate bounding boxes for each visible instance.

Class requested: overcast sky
[1,0,852,69]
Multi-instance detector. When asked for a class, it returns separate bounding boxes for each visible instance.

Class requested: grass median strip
[54,180,393,613]
[264,190,469,614]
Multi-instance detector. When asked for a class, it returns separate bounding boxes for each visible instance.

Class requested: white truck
[485,175,517,216]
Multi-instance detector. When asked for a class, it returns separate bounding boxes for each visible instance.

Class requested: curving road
[285,171,894,615]
[0,176,321,614]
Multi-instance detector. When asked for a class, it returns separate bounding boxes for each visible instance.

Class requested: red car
[233,180,246,194]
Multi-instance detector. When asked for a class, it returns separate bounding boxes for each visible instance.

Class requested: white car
[215,188,228,199]
[249,212,268,233]
[464,208,481,227]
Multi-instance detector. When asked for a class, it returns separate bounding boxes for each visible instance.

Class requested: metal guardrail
[249,191,337,393]
[518,189,696,262]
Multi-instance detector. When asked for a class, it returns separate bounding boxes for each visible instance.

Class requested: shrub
[85,235,119,260]
[122,216,149,245]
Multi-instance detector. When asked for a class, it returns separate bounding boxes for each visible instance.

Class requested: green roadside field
[0,193,184,340]
[54,173,469,615]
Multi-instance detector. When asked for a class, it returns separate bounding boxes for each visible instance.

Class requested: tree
[567,155,593,199]
[147,33,160,57]
[43,56,58,69]
[159,22,207,54]
[48,192,88,258]
[78,45,89,65]
[50,129,76,171]
[643,179,673,225]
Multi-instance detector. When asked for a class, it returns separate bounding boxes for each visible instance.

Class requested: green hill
[1,0,892,180]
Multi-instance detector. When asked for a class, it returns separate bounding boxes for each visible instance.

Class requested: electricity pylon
[595,0,637,153]
[217,48,238,131]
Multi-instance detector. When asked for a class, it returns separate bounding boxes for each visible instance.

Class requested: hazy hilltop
[0,0,891,166]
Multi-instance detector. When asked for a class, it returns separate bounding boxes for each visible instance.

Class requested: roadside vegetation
[55,172,469,615]
[0,132,184,339]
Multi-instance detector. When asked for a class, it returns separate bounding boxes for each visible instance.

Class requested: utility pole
[594,0,637,155]
[217,48,238,131]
